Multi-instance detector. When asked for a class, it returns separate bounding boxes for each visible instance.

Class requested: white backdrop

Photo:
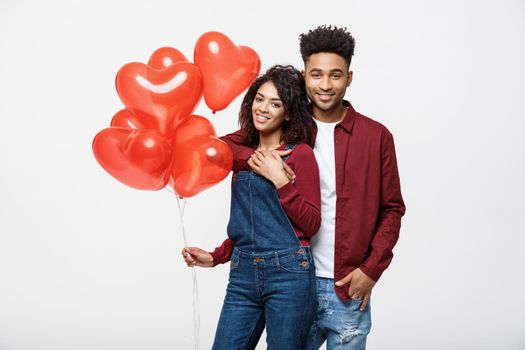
[1,0,524,349]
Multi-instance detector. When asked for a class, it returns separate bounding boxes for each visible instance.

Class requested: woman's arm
[182,238,234,267]
[209,238,234,266]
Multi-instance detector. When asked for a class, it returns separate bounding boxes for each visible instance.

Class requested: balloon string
[166,188,200,350]
[176,195,200,350]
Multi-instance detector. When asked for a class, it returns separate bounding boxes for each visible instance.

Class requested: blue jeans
[212,247,317,350]
[305,277,372,350]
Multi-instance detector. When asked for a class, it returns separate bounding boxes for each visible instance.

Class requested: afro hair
[299,25,356,67]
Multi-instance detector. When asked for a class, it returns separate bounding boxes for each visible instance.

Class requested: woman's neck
[257,130,283,151]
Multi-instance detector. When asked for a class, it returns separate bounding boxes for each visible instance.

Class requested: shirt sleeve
[277,144,321,237]
[209,238,234,266]
[220,130,255,172]
[360,131,406,282]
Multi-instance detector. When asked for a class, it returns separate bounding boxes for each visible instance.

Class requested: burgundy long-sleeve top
[217,101,405,302]
[210,142,321,266]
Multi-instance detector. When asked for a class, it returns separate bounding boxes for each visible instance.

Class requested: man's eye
[332,74,341,79]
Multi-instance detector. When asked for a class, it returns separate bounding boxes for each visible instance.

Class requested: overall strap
[281,143,296,162]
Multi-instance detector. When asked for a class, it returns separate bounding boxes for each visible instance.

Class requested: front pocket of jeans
[230,254,239,270]
[278,258,310,273]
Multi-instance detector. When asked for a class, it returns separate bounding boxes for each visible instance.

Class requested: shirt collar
[309,100,357,142]
[337,100,357,134]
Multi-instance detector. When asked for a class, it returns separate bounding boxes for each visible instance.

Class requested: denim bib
[226,144,300,253]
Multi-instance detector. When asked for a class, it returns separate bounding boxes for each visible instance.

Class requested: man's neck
[312,103,348,123]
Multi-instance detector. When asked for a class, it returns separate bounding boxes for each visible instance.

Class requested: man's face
[303,52,352,115]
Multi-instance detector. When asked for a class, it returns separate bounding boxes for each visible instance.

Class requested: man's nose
[319,77,332,91]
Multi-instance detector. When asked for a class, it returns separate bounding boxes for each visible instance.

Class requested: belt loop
[274,251,279,267]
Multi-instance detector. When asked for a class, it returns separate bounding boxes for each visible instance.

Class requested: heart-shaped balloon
[110,109,145,130]
[194,31,261,112]
[171,114,217,144]
[170,116,233,197]
[148,47,188,69]
[115,61,202,138]
[92,127,173,190]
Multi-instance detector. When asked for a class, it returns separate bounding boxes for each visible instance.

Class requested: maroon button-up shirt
[218,101,405,301]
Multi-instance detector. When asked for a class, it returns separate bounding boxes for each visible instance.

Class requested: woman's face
[251,81,288,135]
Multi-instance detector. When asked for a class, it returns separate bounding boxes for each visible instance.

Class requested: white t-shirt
[311,118,337,278]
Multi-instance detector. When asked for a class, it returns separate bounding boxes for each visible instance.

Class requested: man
[290,25,406,349]
[184,25,405,350]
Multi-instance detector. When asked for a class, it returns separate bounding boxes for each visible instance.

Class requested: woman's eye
[271,103,281,108]
[255,97,263,102]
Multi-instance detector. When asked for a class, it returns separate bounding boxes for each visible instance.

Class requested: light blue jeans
[306,277,372,350]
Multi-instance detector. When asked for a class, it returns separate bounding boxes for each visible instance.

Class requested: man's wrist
[273,173,290,189]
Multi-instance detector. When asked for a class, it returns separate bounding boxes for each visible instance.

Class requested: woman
[183,65,320,350]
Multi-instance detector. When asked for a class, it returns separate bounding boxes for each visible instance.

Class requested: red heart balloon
[194,31,261,112]
[170,115,221,182]
[148,47,188,69]
[172,114,217,144]
[115,61,202,138]
[170,116,233,197]
[92,127,173,190]
[110,109,145,130]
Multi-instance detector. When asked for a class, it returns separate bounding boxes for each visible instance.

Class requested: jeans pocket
[278,255,310,273]
[230,253,239,270]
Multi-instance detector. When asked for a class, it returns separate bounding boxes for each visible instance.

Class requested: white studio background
[1,0,524,349]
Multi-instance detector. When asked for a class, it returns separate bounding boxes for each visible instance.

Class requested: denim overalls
[212,145,317,350]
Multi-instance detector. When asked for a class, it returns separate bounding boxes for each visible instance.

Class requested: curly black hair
[239,65,314,148]
[299,25,356,67]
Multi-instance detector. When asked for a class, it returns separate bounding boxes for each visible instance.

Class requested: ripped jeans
[305,277,371,350]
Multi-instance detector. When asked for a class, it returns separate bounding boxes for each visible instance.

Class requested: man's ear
[347,70,353,87]
[301,69,306,77]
